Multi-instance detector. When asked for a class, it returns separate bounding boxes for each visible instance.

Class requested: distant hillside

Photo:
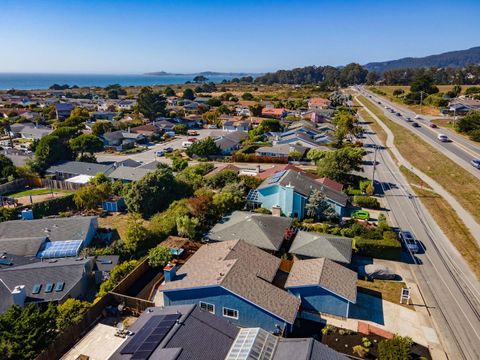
[364,46,480,73]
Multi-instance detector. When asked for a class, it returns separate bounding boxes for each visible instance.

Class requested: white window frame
[199,301,215,314]
[222,307,239,319]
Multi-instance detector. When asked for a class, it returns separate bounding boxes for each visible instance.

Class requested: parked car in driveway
[471,159,480,169]
[437,134,449,142]
[399,230,419,253]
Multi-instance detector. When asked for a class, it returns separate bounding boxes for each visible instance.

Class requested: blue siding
[83,221,97,247]
[258,185,345,220]
[163,286,289,333]
[288,286,350,318]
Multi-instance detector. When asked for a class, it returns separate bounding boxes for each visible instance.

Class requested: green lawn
[7,188,74,198]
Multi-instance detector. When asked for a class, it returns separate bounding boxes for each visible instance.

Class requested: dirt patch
[15,192,68,206]
[357,279,414,310]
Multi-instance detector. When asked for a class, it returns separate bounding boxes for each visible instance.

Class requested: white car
[437,134,449,142]
[182,141,193,148]
[471,159,480,169]
[414,115,422,120]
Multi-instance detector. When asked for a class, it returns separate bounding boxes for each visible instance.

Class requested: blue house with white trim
[158,240,300,334]
[248,169,349,219]
[285,257,357,320]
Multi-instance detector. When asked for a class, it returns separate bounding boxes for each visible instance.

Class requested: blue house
[285,257,357,320]
[158,240,300,334]
[248,169,349,219]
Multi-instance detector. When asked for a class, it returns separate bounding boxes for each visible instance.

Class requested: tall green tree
[33,135,69,171]
[56,299,91,330]
[148,245,173,267]
[315,147,365,183]
[182,88,195,100]
[176,215,199,239]
[70,134,103,160]
[124,168,191,217]
[137,87,166,121]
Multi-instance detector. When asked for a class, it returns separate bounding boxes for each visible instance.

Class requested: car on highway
[182,141,193,148]
[164,147,174,153]
[471,159,480,169]
[187,138,198,143]
[405,117,412,122]
[429,123,438,128]
[155,150,165,157]
[437,134,449,142]
[411,122,420,127]
[396,112,402,117]
[399,230,419,253]
[414,115,422,120]
[187,130,198,136]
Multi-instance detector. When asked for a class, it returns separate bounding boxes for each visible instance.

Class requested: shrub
[0,207,20,223]
[148,245,172,268]
[468,129,480,142]
[353,195,380,209]
[353,345,369,358]
[32,194,76,218]
[254,207,272,215]
[378,335,413,360]
[355,236,402,260]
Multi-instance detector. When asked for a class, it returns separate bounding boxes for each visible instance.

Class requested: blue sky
[0,0,479,74]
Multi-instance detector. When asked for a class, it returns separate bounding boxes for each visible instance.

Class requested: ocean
[0,73,246,90]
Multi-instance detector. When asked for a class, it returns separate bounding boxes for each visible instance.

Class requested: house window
[199,301,215,314]
[223,307,239,319]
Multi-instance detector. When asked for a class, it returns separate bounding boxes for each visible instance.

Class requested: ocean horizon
[0,72,250,90]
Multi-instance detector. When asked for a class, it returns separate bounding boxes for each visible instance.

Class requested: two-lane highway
[359,117,480,359]
[357,86,480,179]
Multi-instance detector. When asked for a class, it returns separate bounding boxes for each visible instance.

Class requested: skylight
[32,284,42,294]
[45,283,54,293]
[225,328,278,360]
[55,282,65,292]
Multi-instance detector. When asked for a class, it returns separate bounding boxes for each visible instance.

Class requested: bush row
[232,153,288,163]
[355,232,402,260]
[353,195,380,209]
[32,194,77,218]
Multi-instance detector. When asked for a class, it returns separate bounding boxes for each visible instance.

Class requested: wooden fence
[41,178,85,191]
[0,178,26,195]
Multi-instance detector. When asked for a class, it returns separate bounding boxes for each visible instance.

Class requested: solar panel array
[246,189,260,202]
[226,327,278,360]
[120,313,180,360]
[267,170,286,184]
[36,240,83,258]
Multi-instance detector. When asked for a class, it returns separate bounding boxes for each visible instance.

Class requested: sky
[0,0,479,74]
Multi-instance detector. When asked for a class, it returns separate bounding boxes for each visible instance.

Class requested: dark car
[399,230,419,253]
[471,159,480,169]
[429,123,438,128]
[411,122,420,127]
[396,112,402,117]
[164,147,174,153]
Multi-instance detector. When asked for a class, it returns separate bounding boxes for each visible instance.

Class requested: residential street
[359,117,480,359]
[358,87,480,180]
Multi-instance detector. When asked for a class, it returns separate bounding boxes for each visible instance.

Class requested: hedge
[355,234,402,260]
[353,195,380,209]
[32,194,77,218]
[232,153,288,163]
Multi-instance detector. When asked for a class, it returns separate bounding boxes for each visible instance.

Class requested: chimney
[127,126,131,133]
[163,262,177,282]
[12,285,26,307]
[271,205,282,217]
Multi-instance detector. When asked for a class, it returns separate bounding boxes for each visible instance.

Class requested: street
[360,118,480,359]
[358,87,480,179]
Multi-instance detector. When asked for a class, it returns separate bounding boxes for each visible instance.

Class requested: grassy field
[97,213,134,241]
[358,279,414,309]
[368,85,478,117]
[399,166,480,279]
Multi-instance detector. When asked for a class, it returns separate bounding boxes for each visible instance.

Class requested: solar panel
[267,170,286,184]
[45,283,54,293]
[121,313,181,359]
[36,240,83,259]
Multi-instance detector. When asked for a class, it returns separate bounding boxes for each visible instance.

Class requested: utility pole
[372,145,378,195]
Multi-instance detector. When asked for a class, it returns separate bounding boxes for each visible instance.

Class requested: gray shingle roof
[46,161,115,176]
[258,169,349,207]
[285,258,357,303]
[0,216,97,243]
[208,211,292,251]
[108,166,152,182]
[161,240,300,323]
[289,231,352,264]
[0,236,47,257]
[110,304,239,360]
[0,258,92,309]
[274,338,348,360]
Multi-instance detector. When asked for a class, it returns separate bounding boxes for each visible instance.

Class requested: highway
[356,87,480,179]
[359,117,480,359]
